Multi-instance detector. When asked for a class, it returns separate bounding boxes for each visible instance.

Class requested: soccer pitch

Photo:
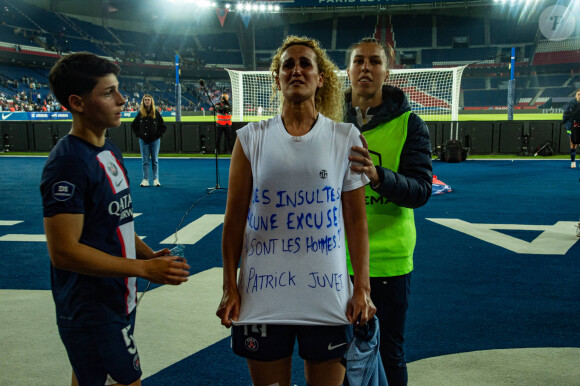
[122,112,561,123]
[453,113,561,121]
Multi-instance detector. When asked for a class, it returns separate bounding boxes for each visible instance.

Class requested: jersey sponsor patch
[52,181,75,201]
[97,151,128,194]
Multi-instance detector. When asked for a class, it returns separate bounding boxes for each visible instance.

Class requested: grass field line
[118,113,562,123]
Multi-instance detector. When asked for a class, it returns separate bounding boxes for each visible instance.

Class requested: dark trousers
[370,273,411,386]
[216,124,233,154]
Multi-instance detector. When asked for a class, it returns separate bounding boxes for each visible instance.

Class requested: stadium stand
[461,77,486,90]
[533,36,580,66]
[198,32,239,51]
[197,50,243,67]
[518,88,540,99]
[63,37,108,56]
[436,15,485,46]
[391,14,432,48]
[0,0,578,112]
[335,15,376,50]
[288,19,333,49]
[423,47,498,66]
[0,24,36,46]
[67,17,119,43]
[489,18,538,45]
[254,26,285,51]
[0,0,38,30]
[255,53,273,69]
[464,89,508,108]
[16,2,81,39]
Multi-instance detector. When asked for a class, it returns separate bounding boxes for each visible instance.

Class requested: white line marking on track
[0,268,230,384]
[0,221,23,226]
[427,219,579,255]
[0,234,47,242]
[160,214,225,245]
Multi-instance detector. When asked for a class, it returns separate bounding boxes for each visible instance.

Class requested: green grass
[455,154,568,159]
[455,113,561,121]
[124,112,561,123]
[36,113,564,124]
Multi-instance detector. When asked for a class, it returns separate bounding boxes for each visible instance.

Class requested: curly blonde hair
[269,35,344,122]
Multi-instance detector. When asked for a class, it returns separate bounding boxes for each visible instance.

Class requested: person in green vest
[344,37,433,386]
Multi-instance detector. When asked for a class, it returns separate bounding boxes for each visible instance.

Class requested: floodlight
[259,4,266,11]
[244,3,251,11]
[268,4,273,11]
[274,4,280,11]
[225,3,231,8]
[236,3,243,10]
[252,3,258,10]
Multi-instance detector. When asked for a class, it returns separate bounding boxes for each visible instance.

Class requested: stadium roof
[30,0,500,20]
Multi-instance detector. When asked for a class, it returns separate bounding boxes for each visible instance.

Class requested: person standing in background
[132,94,167,186]
[215,93,233,154]
[563,89,580,169]
[344,37,433,386]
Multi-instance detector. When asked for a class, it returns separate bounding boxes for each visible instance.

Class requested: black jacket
[216,100,232,115]
[563,98,580,130]
[345,85,433,209]
[131,110,167,143]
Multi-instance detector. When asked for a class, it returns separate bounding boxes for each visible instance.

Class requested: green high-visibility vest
[347,111,415,277]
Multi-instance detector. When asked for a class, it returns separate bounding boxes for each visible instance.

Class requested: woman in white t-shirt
[216,35,375,386]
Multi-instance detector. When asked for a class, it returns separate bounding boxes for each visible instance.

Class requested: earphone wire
[137,192,212,306]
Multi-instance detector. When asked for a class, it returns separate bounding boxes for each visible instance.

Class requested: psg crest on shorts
[245,337,259,352]
[133,354,141,371]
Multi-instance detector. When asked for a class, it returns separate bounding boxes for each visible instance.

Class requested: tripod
[199,80,228,194]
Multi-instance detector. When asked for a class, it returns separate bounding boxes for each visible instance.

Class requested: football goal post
[226,66,466,122]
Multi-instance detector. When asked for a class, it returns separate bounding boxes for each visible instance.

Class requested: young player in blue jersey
[40,52,190,386]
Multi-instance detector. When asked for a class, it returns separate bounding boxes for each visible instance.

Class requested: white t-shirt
[234,114,369,326]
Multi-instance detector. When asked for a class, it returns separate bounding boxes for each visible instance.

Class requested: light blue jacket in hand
[344,316,388,386]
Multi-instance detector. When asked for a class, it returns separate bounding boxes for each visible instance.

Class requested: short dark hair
[49,52,120,110]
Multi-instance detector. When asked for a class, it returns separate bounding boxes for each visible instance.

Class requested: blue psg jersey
[41,134,137,327]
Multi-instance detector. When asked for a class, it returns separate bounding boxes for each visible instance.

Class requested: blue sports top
[41,134,137,327]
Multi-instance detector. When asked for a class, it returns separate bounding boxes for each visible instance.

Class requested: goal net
[226,66,466,122]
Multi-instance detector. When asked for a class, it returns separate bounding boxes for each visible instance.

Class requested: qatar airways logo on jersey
[108,194,133,220]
